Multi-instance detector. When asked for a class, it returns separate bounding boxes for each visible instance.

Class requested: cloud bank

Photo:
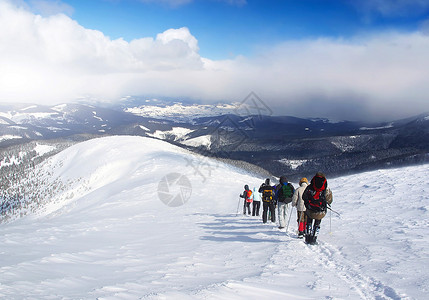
[1,0,429,121]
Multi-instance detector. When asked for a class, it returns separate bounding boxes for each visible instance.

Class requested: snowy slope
[0,136,428,299]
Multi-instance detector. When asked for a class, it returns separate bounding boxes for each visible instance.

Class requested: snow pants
[262,201,275,223]
[297,211,307,234]
[305,210,325,243]
[252,201,261,216]
[243,201,251,215]
[278,202,290,228]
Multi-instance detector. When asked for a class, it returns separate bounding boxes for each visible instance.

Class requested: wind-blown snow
[0,136,428,299]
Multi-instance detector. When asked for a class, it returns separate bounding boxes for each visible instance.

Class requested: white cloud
[1,0,429,121]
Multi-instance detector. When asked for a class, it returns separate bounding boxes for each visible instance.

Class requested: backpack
[305,189,327,212]
[262,188,273,202]
[246,190,253,202]
[278,183,294,204]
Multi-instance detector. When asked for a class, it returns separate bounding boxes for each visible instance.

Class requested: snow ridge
[0,136,427,299]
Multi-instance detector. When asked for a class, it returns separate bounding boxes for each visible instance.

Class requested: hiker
[275,176,295,229]
[252,186,261,216]
[303,172,333,245]
[259,178,276,223]
[239,185,252,215]
[292,177,309,237]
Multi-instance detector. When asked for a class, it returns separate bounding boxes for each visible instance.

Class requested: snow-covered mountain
[0,103,142,146]
[0,136,428,299]
[124,99,240,123]
[1,101,429,179]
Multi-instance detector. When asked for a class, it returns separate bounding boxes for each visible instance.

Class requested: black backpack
[262,188,273,202]
[305,188,327,212]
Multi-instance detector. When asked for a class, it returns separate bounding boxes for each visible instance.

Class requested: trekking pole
[327,206,340,217]
[236,196,241,215]
[329,208,332,235]
[285,205,294,234]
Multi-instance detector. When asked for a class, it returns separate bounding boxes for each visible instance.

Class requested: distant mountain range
[1,100,428,179]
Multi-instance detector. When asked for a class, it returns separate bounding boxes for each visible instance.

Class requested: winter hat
[265,178,270,185]
[299,177,308,185]
[313,172,327,189]
[244,184,249,190]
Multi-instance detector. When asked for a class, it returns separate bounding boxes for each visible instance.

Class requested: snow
[138,125,150,131]
[147,127,194,141]
[0,135,428,299]
[0,134,22,142]
[0,118,10,125]
[34,144,56,156]
[278,158,307,169]
[92,111,103,122]
[125,103,239,122]
[21,105,38,111]
[360,123,394,130]
[181,134,212,148]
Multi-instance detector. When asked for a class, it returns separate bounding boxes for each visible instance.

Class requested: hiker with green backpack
[275,176,295,229]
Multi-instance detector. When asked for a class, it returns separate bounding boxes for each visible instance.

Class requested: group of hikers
[239,172,333,245]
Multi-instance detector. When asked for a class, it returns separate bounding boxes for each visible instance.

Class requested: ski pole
[329,207,332,235]
[285,204,294,234]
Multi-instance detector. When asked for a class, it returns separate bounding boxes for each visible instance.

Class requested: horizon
[1,0,429,121]
[2,97,429,124]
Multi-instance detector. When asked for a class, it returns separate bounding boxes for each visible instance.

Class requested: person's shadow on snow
[198,213,283,243]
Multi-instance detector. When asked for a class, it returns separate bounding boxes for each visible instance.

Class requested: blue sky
[36,0,429,59]
[1,0,429,121]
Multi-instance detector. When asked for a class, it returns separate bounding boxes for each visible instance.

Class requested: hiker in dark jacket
[239,185,252,215]
[275,176,295,229]
[303,172,333,244]
[259,178,276,223]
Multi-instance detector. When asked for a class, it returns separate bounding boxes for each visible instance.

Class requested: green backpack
[278,183,294,204]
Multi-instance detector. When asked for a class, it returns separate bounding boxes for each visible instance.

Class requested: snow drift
[0,136,428,299]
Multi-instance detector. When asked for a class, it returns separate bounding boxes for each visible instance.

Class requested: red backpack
[246,190,253,202]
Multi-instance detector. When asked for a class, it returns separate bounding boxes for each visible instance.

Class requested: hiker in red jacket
[240,185,252,215]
